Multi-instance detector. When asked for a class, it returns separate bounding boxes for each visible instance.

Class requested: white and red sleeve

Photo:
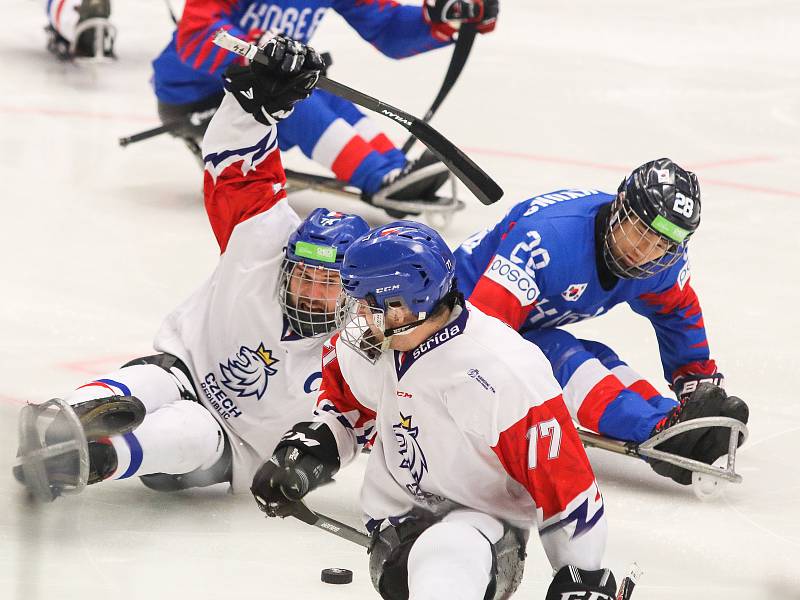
[491,394,607,571]
[202,93,288,253]
[313,335,377,468]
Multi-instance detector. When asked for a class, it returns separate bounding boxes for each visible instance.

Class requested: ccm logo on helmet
[376,284,401,294]
[484,255,540,305]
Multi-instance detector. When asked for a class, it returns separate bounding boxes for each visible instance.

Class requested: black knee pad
[121,353,197,402]
[368,516,527,600]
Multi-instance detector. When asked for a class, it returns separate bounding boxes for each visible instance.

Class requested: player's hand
[545,565,617,600]
[251,422,340,517]
[251,446,320,517]
[223,34,324,126]
[673,372,725,404]
[423,0,499,39]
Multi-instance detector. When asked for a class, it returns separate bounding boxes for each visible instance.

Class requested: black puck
[321,567,353,584]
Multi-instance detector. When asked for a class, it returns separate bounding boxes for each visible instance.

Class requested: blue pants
[522,328,678,443]
[277,89,406,194]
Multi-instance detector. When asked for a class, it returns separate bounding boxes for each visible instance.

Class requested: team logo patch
[394,413,429,498]
[220,343,280,400]
[484,254,540,306]
[561,283,588,302]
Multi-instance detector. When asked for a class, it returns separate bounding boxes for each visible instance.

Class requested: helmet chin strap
[379,317,427,351]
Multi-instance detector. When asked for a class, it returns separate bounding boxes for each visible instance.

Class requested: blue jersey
[454,189,714,384]
[152,0,449,105]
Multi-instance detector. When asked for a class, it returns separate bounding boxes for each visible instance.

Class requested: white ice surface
[1,1,799,598]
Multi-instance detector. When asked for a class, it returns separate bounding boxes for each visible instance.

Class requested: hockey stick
[119,122,177,147]
[118,107,218,147]
[286,500,371,548]
[400,23,477,155]
[615,563,643,600]
[211,29,503,206]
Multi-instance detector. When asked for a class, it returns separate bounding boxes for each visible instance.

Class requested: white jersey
[314,303,607,571]
[154,94,324,492]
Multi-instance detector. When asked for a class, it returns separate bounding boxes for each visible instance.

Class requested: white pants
[64,364,225,481]
[407,510,504,600]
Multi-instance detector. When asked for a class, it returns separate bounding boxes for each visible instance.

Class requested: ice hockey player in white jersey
[45,0,116,60]
[251,222,618,600]
[14,36,370,502]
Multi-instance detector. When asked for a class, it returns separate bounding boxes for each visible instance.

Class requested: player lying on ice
[453,160,749,486]
[151,0,498,216]
[14,35,371,502]
[251,222,620,600]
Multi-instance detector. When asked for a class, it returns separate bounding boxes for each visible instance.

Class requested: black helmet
[603,158,700,279]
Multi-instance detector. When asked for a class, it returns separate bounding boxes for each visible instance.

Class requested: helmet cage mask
[335,293,430,363]
[603,182,692,280]
[279,258,342,338]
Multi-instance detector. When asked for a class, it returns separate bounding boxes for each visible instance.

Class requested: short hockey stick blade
[211,29,503,206]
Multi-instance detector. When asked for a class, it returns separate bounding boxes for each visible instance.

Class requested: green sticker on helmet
[651,215,689,243]
[295,241,337,263]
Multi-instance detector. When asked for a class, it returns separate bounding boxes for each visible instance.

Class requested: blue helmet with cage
[285,208,370,269]
[339,221,457,318]
[280,209,370,338]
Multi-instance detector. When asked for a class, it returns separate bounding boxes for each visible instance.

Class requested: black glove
[545,565,617,600]
[251,422,339,517]
[423,0,499,35]
[673,372,725,403]
[223,34,325,126]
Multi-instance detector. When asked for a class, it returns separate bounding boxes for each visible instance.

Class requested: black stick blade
[410,119,503,205]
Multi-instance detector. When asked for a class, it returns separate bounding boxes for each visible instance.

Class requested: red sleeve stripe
[492,396,597,521]
[469,277,529,330]
[316,335,377,431]
[202,151,286,253]
[638,280,704,329]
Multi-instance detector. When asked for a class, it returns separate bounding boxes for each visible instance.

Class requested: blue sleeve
[628,258,715,382]
[332,0,451,59]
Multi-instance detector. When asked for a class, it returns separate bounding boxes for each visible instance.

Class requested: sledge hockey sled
[14,398,90,503]
[284,168,465,229]
[578,416,749,500]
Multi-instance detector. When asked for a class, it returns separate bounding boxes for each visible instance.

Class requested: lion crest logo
[394,413,428,497]
[220,343,279,400]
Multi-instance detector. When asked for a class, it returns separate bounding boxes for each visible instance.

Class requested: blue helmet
[339,221,456,318]
[285,208,370,269]
[280,209,370,338]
